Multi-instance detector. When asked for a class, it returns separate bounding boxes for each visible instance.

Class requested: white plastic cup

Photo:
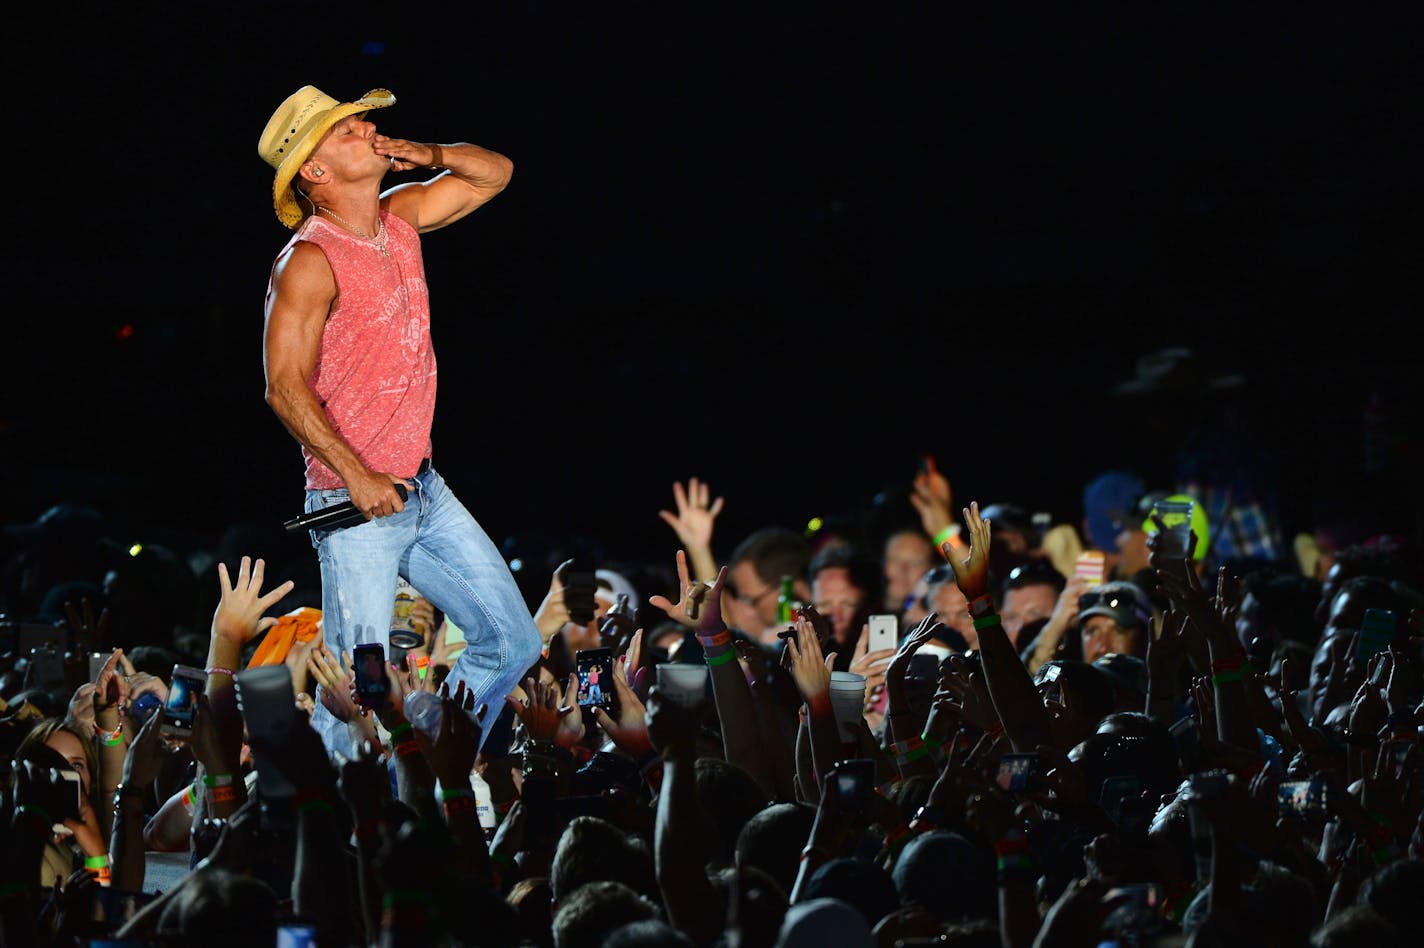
[656,663,709,709]
[828,671,867,742]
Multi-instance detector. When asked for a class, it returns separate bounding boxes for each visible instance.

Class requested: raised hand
[308,648,361,724]
[425,682,483,786]
[645,685,702,755]
[598,594,639,653]
[946,502,992,603]
[120,708,178,791]
[909,454,955,540]
[936,654,999,732]
[885,612,940,708]
[532,559,577,643]
[593,657,652,758]
[211,556,295,647]
[62,596,109,653]
[505,675,579,746]
[647,549,706,629]
[91,647,131,718]
[657,477,724,555]
[847,623,895,698]
[784,613,835,702]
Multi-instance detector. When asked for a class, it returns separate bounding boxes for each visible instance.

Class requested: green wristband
[85,855,109,869]
[441,787,474,802]
[388,722,413,742]
[932,525,959,548]
[706,649,738,667]
[972,613,1002,631]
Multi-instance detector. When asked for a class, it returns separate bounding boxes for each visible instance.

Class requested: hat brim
[271,89,395,229]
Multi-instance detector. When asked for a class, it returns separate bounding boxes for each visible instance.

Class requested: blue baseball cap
[1082,470,1146,549]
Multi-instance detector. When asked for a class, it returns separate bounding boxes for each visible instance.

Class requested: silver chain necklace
[318,206,389,258]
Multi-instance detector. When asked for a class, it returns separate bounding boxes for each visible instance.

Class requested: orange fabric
[248,607,323,667]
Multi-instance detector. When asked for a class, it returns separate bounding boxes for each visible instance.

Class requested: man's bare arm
[377,138,513,234]
[262,241,408,517]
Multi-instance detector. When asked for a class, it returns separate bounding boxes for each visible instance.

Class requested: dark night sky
[6,4,1422,574]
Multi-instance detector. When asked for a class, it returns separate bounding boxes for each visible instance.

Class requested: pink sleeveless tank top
[268,210,437,490]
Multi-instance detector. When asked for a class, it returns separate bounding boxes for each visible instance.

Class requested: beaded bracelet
[206,666,236,678]
[96,721,124,747]
[705,649,738,667]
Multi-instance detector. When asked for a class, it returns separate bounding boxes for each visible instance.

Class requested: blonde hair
[15,717,101,807]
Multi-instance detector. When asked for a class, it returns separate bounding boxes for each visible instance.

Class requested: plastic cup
[828,671,867,742]
[656,663,709,709]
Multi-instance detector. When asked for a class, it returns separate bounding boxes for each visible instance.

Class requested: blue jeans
[304,465,541,757]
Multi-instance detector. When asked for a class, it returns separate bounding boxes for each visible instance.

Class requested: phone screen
[833,760,875,810]
[997,753,1039,792]
[575,648,613,708]
[161,666,206,735]
[1357,608,1396,664]
[1073,551,1106,587]
[352,644,389,708]
[1277,778,1328,816]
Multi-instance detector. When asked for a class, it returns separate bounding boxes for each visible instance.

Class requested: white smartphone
[867,614,899,653]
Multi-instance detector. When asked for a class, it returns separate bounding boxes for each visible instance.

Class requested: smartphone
[55,766,82,829]
[129,690,163,726]
[234,665,298,800]
[1073,551,1106,588]
[575,648,613,709]
[26,646,66,689]
[867,614,898,653]
[832,759,876,812]
[89,650,112,682]
[1356,608,1396,664]
[564,570,598,626]
[352,643,389,709]
[997,753,1041,792]
[159,664,207,740]
[1277,778,1329,817]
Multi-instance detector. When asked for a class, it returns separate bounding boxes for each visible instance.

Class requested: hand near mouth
[373,134,439,172]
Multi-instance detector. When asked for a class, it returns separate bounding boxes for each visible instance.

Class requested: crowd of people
[1,463,1421,948]
[2,81,1420,948]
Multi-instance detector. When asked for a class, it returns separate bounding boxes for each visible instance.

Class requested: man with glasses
[725,527,813,645]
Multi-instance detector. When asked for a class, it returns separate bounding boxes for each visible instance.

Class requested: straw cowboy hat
[258,85,395,229]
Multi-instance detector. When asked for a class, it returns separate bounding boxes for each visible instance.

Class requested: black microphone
[284,484,409,534]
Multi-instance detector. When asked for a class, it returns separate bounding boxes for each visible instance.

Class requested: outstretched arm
[380,138,513,234]
[945,503,1053,753]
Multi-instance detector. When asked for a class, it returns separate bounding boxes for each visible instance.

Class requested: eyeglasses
[734,585,778,607]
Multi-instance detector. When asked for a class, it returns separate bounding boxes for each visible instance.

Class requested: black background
[5,3,1422,576]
